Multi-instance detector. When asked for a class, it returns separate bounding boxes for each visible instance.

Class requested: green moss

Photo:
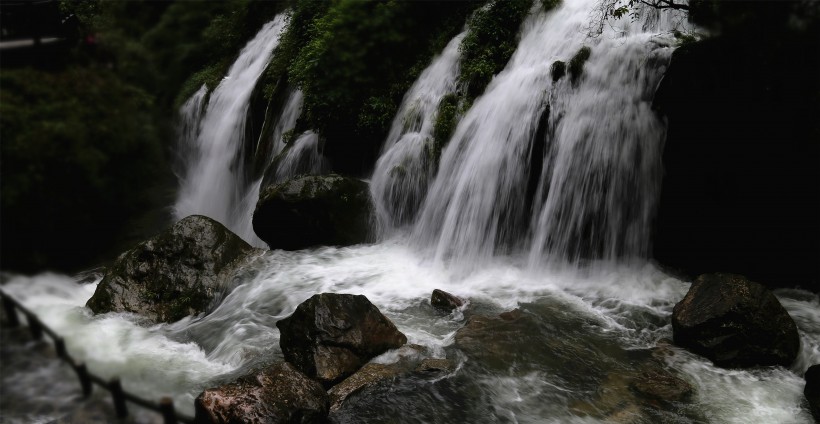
[459,0,534,102]
[541,0,561,10]
[568,46,592,84]
[432,93,460,157]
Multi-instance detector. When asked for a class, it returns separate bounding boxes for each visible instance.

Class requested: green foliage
[0,68,171,272]
[459,0,534,102]
[568,46,592,84]
[432,93,461,158]
[263,0,479,175]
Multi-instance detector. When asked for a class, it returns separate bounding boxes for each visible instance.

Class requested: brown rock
[629,368,693,403]
[194,362,328,424]
[431,289,464,313]
[672,273,800,368]
[327,363,403,411]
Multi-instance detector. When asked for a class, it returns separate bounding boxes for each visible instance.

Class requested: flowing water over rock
[2,2,819,424]
[173,14,289,246]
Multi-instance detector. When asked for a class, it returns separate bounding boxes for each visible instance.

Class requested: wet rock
[430,289,464,313]
[194,362,328,424]
[629,367,693,403]
[327,363,403,411]
[277,293,407,387]
[253,175,373,250]
[568,46,591,84]
[550,60,566,82]
[806,364,820,422]
[454,309,548,370]
[415,358,455,374]
[86,215,254,324]
[672,273,800,368]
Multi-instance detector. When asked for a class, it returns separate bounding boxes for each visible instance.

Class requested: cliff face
[653,10,820,291]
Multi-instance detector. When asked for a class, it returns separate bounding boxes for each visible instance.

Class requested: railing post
[109,378,128,418]
[73,361,93,397]
[2,295,19,327]
[27,314,43,340]
[160,397,178,424]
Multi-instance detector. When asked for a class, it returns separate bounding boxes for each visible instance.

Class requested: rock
[253,175,373,250]
[194,362,328,424]
[277,293,407,387]
[415,358,455,374]
[550,60,566,82]
[629,368,693,403]
[86,215,254,324]
[806,364,820,422]
[430,289,464,313]
[454,309,547,371]
[568,46,591,84]
[327,363,403,411]
[671,273,800,368]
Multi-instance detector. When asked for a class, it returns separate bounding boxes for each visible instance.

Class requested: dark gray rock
[86,215,254,324]
[277,293,407,387]
[194,362,328,424]
[430,289,464,313]
[672,273,800,368]
[806,364,820,422]
[629,367,693,403]
[253,175,373,250]
[327,363,403,411]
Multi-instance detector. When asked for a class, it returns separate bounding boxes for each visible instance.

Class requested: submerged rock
[253,175,373,250]
[327,363,403,411]
[430,289,465,313]
[194,362,328,424]
[629,368,693,403]
[277,293,407,387]
[671,273,800,368]
[86,215,254,324]
[806,364,820,422]
[454,309,548,371]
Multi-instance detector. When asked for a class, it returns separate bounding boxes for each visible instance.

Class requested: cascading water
[370,32,465,233]
[173,15,288,246]
[413,1,677,266]
[3,2,819,424]
[270,131,328,184]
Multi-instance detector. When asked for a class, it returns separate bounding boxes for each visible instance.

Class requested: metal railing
[0,289,196,424]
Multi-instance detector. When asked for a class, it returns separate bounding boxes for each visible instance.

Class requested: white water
[413,1,679,267]
[173,15,288,246]
[271,130,328,184]
[370,32,465,233]
[3,255,818,422]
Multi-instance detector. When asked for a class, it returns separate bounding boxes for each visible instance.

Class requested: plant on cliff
[262,0,480,175]
[458,0,534,102]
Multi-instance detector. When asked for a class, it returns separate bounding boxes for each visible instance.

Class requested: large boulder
[195,362,329,424]
[86,215,254,323]
[671,273,800,368]
[253,175,373,250]
[806,364,820,422]
[277,293,407,387]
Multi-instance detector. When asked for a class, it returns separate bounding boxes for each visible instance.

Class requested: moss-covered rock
[568,46,591,84]
[253,174,374,250]
[86,215,255,323]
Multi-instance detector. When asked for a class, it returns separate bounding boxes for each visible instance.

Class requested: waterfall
[410,0,685,266]
[370,32,466,234]
[173,15,288,246]
[271,131,328,184]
